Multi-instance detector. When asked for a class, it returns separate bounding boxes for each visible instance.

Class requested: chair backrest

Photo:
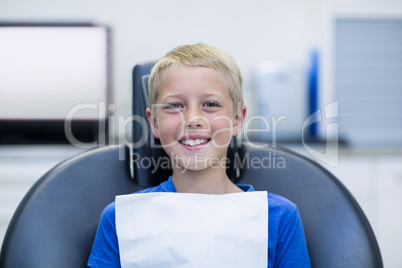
[237,144,383,267]
[0,145,140,268]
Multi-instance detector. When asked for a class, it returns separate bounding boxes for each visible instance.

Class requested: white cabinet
[377,156,402,268]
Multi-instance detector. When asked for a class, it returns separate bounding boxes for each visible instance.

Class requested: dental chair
[0,63,383,268]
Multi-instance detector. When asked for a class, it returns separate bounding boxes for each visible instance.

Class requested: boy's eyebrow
[159,94,182,102]
[160,93,224,102]
[203,93,224,98]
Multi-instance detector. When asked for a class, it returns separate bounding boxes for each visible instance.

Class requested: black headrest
[131,63,239,188]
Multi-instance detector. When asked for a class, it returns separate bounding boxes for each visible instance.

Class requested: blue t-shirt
[88,177,311,267]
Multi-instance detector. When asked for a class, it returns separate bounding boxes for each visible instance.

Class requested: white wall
[0,0,320,120]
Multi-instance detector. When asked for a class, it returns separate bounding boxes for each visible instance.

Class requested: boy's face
[146,65,246,172]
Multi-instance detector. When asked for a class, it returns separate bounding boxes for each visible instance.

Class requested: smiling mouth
[179,138,210,146]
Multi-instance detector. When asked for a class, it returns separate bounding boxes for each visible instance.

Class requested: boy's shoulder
[136,184,168,194]
[239,184,298,215]
[266,192,301,233]
[267,192,298,216]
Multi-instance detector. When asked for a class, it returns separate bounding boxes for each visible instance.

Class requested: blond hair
[148,43,244,114]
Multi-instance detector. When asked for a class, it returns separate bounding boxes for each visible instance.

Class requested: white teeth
[181,139,207,146]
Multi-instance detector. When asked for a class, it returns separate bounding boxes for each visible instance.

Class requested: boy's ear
[146,107,160,139]
[232,105,247,137]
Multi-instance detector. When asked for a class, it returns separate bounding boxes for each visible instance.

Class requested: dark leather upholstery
[0,62,383,268]
[0,145,141,268]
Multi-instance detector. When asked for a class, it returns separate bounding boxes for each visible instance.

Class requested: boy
[88,44,310,267]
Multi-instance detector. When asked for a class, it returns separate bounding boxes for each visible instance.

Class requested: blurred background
[0,0,401,266]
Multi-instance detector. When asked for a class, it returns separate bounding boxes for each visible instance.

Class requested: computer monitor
[0,23,111,144]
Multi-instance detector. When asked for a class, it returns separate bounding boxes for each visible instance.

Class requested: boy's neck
[171,168,243,194]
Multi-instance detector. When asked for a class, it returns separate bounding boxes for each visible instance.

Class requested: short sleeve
[274,207,311,267]
[87,202,121,268]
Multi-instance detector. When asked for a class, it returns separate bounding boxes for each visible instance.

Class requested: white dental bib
[116,191,268,268]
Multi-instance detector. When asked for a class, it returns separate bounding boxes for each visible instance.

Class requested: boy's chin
[173,159,225,173]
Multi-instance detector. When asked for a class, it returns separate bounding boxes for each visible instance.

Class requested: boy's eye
[203,101,220,108]
[164,103,183,109]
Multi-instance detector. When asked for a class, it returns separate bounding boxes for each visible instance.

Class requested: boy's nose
[184,107,208,128]
[186,116,206,128]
